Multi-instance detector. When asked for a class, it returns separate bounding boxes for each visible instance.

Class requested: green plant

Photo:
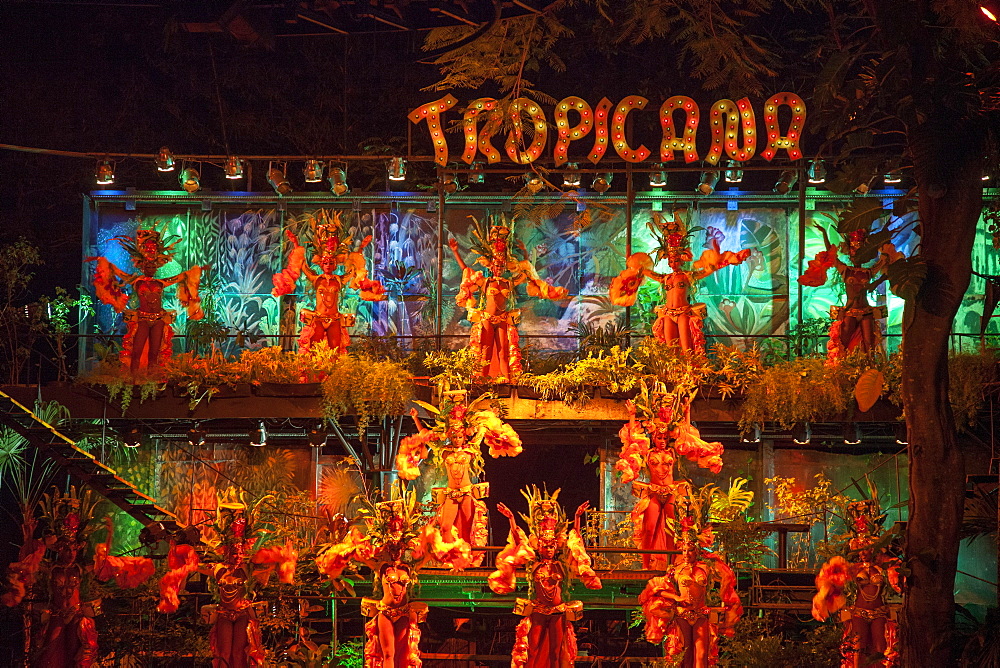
[163,348,251,409]
[321,355,413,431]
[718,617,842,667]
[332,638,364,668]
[740,357,851,431]
[766,474,851,569]
[948,350,998,428]
[522,346,642,405]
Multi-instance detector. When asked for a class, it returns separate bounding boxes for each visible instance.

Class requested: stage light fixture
[95,159,115,185]
[122,426,141,448]
[791,422,811,445]
[268,165,293,196]
[648,164,668,187]
[773,170,798,195]
[724,160,743,183]
[187,426,207,447]
[807,160,826,184]
[523,171,544,193]
[741,425,761,443]
[592,173,612,193]
[224,156,244,180]
[441,169,460,194]
[308,425,328,447]
[328,167,349,196]
[388,157,407,181]
[854,180,872,195]
[179,167,201,193]
[983,172,991,182]
[250,421,267,447]
[883,171,902,184]
[842,422,862,445]
[895,422,909,445]
[303,159,324,183]
[697,170,720,195]
[982,4,998,22]
[156,147,176,172]
[562,163,582,188]
[468,161,485,184]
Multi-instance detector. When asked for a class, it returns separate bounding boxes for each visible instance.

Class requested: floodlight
[123,426,141,448]
[773,170,798,195]
[562,163,582,188]
[224,156,244,180]
[883,171,902,184]
[268,165,293,196]
[791,422,811,445]
[724,160,743,183]
[187,426,207,447]
[250,421,267,447]
[697,170,720,195]
[649,164,668,187]
[308,426,328,447]
[303,159,324,183]
[468,161,485,184]
[328,167,349,196]
[807,160,826,184]
[441,170,460,194]
[95,160,115,185]
[156,147,176,172]
[592,173,612,193]
[388,157,407,181]
[179,167,201,193]
[842,422,861,445]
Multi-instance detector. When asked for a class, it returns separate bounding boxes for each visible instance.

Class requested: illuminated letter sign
[611,96,651,163]
[553,96,593,167]
[706,98,757,165]
[408,95,458,166]
[659,96,700,163]
[761,93,806,161]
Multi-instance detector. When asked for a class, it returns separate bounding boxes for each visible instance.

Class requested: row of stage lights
[94,150,992,196]
[121,422,331,448]
[94,147,409,196]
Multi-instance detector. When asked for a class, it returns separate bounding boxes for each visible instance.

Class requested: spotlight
[179,167,201,193]
[388,157,407,181]
[983,173,991,182]
[807,160,826,184]
[773,169,798,194]
[842,422,862,445]
[95,160,115,185]
[224,156,244,180]
[308,425,328,447]
[303,159,325,183]
[250,421,267,447]
[724,160,743,183]
[791,422,811,445]
[441,169,460,194]
[883,171,902,184]
[982,4,998,22]
[740,425,761,443]
[328,167,349,196]
[895,422,909,445]
[155,147,176,172]
[468,161,485,184]
[649,164,668,187]
[187,426,207,447]
[122,426,141,448]
[562,163,582,188]
[854,180,872,195]
[268,165,293,196]
[592,173,612,193]
[697,170,720,195]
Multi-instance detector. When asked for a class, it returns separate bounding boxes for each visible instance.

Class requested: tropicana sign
[409,93,807,167]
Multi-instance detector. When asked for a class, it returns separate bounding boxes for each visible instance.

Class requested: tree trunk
[899,119,983,665]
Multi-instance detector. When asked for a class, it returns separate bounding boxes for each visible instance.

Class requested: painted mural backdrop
[84,197,1000,362]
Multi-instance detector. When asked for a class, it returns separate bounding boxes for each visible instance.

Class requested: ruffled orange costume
[616,389,724,569]
[610,219,751,355]
[396,399,523,568]
[271,212,386,356]
[488,489,602,668]
[450,216,567,379]
[638,548,743,666]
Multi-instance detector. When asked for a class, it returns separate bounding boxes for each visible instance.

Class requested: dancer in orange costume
[395,391,522,567]
[272,210,386,355]
[610,212,750,354]
[488,487,602,668]
[449,214,568,379]
[2,487,154,668]
[616,382,724,570]
[317,483,450,668]
[812,499,903,668]
[157,489,297,668]
[637,494,742,668]
[89,225,206,374]
[799,224,904,363]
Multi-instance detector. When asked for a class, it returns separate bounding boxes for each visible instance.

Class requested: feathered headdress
[113,222,179,271]
[39,486,101,554]
[522,486,568,549]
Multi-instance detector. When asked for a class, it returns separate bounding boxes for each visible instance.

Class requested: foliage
[740,357,850,431]
[164,348,251,409]
[956,606,1000,668]
[37,286,94,381]
[332,638,365,668]
[766,474,851,569]
[522,346,640,405]
[718,616,842,668]
[0,238,45,383]
[320,354,413,432]
[961,485,997,543]
[948,350,998,428]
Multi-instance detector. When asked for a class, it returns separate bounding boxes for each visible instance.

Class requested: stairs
[0,389,180,536]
